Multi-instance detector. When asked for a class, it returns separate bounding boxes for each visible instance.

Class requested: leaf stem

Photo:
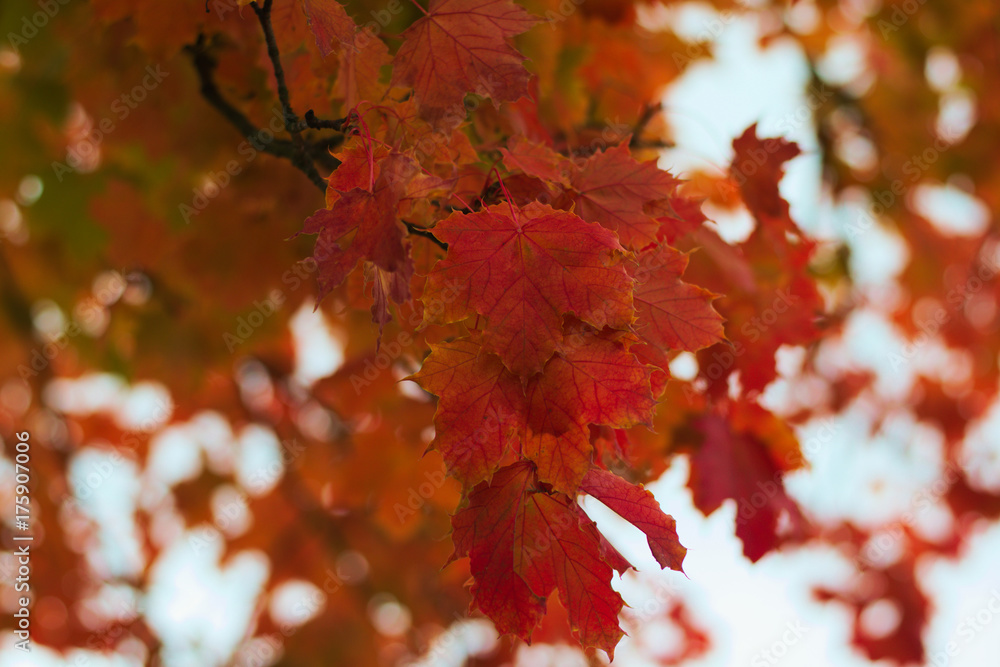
[405,0,430,17]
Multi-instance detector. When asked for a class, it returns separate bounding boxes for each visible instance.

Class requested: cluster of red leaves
[291,0,736,655]
[0,0,847,661]
[7,0,1000,663]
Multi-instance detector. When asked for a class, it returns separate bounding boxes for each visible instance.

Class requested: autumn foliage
[2,0,1000,664]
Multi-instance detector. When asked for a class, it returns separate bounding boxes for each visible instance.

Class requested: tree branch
[305,109,348,131]
[184,34,299,162]
[630,102,666,148]
[187,25,447,250]
[250,0,327,192]
[403,221,448,250]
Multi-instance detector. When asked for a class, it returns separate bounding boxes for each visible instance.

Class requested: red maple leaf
[516,489,625,657]
[688,408,804,562]
[391,0,539,126]
[367,257,413,340]
[522,332,656,493]
[500,135,572,186]
[451,461,627,656]
[423,201,633,378]
[302,153,416,302]
[731,123,801,236]
[301,0,356,57]
[631,243,726,372]
[325,142,387,207]
[567,142,680,249]
[581,468,687,572]
[452,462,627,657]
[449,462,547,639]
[410,337,525,486]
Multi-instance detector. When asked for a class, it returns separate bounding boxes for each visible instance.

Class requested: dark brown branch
[187,26,447,250]
[305,109,348,131]
[249,0,326,191]
[403,221,448,250]
[184,35,299,161]
[250,0,295,133]
[630,102,664,148]
[632,139,675,150]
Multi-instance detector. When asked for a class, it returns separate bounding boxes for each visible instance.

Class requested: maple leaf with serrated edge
[631,243,725,372]
[449,461,547,640]
[301,153,415,303]
[500,135,572,186]
[391,0,539,127]
[522,332,655,493]
[645,194,708,243]
[688,408,804,562]
[515,488,625,657]
[567,142,680,249]
[451,461,626,658]
[301,0,356,58]
[731,123,801,236]
[409,337,526,486]
[423,201,633,378]
[597,531,634,574]
[325,142,389,207]
[336,29,392,110]
[581,468,686,572]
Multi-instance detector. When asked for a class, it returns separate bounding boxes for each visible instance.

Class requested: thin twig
[187,25,447,250]
[305,109,348,131]
[250,0,295,133]
[403,221,448,250]
[629,102,663,148]
[185,35,299,161]
[250,0,326,191]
